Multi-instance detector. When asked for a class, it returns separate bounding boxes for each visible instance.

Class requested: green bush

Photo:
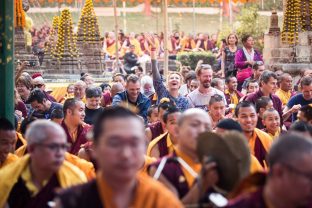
[177,51,217,70]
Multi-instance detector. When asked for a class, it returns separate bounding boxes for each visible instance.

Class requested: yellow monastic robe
[146,132,175,158]
[275,89,292,106]
[96,172,183,208]
[0,155,87,207]
[106,39,121,57]
[0,153,18,169]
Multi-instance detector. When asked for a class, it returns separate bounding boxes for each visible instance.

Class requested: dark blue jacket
[112,91,151,123]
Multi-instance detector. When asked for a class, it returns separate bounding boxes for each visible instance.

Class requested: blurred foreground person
[227,134,312,208]
[55,106,183,208]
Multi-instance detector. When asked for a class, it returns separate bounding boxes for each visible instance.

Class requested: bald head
[111,82,124,97]
[268,133,312,168]
[178,108,212,130]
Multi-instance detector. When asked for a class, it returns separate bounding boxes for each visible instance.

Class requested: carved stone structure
[264,3,312,81]
[76,0,103,74]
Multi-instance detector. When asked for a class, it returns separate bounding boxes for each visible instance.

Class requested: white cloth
[242,47,254,61]
[187,88,227,110]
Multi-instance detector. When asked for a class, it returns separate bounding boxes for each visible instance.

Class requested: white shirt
[187,87,227,110]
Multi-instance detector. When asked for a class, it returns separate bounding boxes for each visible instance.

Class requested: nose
[120,145,132,158]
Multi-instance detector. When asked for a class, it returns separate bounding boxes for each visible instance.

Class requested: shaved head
[177,108,212,129]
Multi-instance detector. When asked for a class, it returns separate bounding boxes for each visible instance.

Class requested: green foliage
[177,51,217,70]
[234,6,268,51]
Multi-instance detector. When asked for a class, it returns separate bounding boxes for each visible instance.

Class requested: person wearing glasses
[55,106,183,208]
[27,89,63,120]
[0,120,87,208]
[226,134,312,208]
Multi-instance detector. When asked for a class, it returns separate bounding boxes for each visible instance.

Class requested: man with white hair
[32,73,56,102]
[0,120,87,208]
[73,80,87,103]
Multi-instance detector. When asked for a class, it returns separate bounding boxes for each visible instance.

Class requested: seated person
[262,109,282,140]
[0,120,87,208]
[55,106,183,208]
[147,107,181,158]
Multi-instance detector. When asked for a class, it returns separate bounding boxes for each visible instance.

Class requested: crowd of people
[2,31,312,208]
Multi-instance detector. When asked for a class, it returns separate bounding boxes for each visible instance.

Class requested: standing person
[235,35,263,91]
[245,71,283,123]
[275,73,295,107]
[112,74,151,123]
[84,87,104,125]
[55,106,183,208]
[140,75,156,103]
[226,134,312,208]
[123,45,139,74]
[221,33,238,77]
[32,73,56,102]
[283,75,312,122]
[61,98,91,155]
[187,61,226,110]
[235,101,272,167]
[0,120,87,208]
[0,118,18,169]
[148,35,190,111]
[27,89,63,119]
[80,73,95,87]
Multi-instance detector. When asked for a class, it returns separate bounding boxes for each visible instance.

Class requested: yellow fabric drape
[0,155,87,207]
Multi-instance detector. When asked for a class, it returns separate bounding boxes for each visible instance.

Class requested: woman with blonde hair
[221,33,238,78]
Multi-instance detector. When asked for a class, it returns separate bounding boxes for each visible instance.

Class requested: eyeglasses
[282,163,312,182]
[37,143,71,152]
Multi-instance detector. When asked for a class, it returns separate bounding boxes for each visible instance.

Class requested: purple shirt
[235,48,263,70]
[245,90,283,123]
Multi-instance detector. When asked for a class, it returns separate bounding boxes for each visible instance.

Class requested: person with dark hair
[208,94,226,129]
[147,105,159,124]
[124,45,139,74]
[145,98,175,141]
[0,120,87,208]
[226,134,312,208]
[51,108,64,125]
[215,119,263,174]
[27,89,63,119]
[255,96,273,129]
[112,73,126,87]
[112,74,151,124]
[55,106,183,208]
[84,87,104,125]
[262,109,282,140]
[242,63,265,92]
[235,34,263,91]
[235,101,272,167]
[245,71,283,124]
[99,83,111,94]
[224,76,243,107]
[0,118,18,169]
[179,70,197,96]
[284,75,312,122]
[147,106,181,158]
[289,121,312,137]
[61,98,91,155]
[298,104,312,124]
